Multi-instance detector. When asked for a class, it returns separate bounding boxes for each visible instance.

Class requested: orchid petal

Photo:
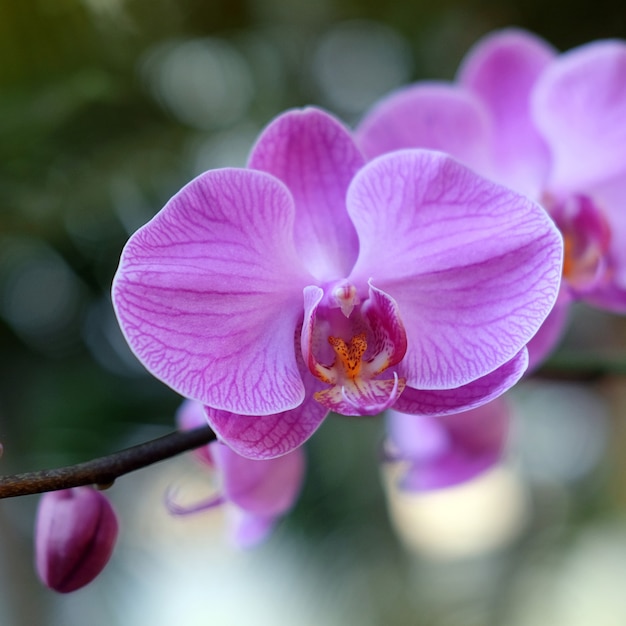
[113,168,313,415]
[205,335,328,461]
[532,40,626,192]
[525,294,571,370]
[459,28,555,196]
[210,441,305,516]
[233,513,276,548]
[206,392,326,460]
[248,107,364,280]
[387,396,509,491]
[355,82,494,176]
[584,284,626,313]
[392,349,527,416]
[348,151,561,390]
[210,442,305,517]
[385,411,449,462]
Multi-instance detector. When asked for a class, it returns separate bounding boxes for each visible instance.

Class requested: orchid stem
[0,425,216,499]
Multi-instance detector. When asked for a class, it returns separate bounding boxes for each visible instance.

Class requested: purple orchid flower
[172,399,305,546]
[357,29,626,367]
[384,397,509,492]
[113,106,562,459]
[35,487,119,593]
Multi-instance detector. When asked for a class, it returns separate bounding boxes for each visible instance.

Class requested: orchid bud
[35,486,119,593]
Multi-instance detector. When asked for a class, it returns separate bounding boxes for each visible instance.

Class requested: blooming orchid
[173,400,305,546]
[113,106,562,459]
[384,397,509,492]
[357,29,626,366]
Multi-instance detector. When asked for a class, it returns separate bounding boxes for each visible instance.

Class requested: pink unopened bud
[35,487,119,593]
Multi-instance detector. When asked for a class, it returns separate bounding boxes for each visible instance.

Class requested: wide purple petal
[248,107,364,280]
[113,168,313,414]
[206,391,327,460]
[386,396,509,491]
[458,28,555,196]
[392,349,527,416]
[347,150,562,390]
[210,441,305,516]
[355,82,494,176]
[532,40,626,193]
[206,325,327,460]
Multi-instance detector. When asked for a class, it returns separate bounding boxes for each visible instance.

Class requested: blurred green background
[1,0,626,624]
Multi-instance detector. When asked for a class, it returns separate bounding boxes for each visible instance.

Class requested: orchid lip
[303,282,408,416]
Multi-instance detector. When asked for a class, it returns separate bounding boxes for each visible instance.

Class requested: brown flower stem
[0,425,216,499]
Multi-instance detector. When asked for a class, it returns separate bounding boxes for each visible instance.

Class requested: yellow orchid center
[327,333,367,381]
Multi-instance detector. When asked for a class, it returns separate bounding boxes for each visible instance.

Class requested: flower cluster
[36,27,626,593]
[109,46,565,559]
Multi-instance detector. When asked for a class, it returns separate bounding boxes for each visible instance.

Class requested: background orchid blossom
[173,400,305,546]
[113,106,562,459]
[357,28,626,367]
[384,397,509,492]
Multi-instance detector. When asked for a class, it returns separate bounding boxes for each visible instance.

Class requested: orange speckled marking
[327,332,367,381]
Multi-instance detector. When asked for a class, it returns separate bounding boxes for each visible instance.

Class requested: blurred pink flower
[384,397,509,491]
[35,487,118,593]
[357,29,626,366]
[173,400,305,546]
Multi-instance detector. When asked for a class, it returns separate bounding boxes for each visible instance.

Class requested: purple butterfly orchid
[113,107,562,459]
